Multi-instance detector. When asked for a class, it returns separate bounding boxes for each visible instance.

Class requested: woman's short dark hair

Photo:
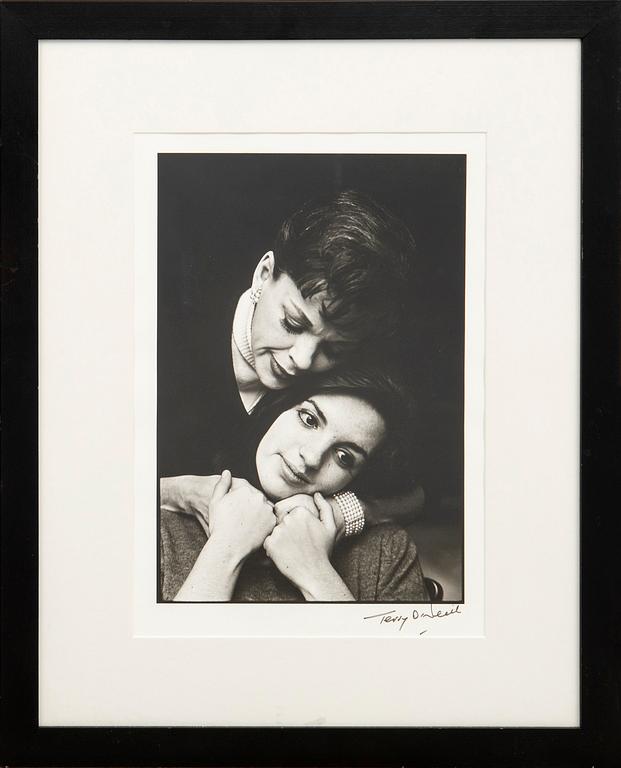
[273,190,415,345]
[236,367,418,499]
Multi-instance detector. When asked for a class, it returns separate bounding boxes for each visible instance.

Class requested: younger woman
[160,370,428,602]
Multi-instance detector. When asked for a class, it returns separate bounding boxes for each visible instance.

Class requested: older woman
[160,370,428,602]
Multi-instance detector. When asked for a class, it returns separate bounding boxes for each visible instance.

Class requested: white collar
[231,289,265,413]
[232,288,256,370]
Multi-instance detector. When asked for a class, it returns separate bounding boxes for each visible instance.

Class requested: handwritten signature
[363,604,462,633]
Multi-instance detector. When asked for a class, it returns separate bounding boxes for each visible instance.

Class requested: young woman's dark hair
[272,190,415,345]
[213,367,417,500]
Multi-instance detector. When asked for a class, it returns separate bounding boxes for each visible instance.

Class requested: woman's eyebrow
[345,443,369,461]
[289,301,355,345]
[307,398,326,425]
[305,401,369,460]
[287,301,313,330]
[341,442,369,461]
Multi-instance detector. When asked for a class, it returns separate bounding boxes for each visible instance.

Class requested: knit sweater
[160,508,429,602]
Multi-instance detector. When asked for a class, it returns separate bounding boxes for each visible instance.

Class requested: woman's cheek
[320,464,346,495]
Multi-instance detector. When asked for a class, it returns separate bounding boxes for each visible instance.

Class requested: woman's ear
[251,251,275,290]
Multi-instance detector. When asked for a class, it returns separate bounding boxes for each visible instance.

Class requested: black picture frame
[1,2,620,766]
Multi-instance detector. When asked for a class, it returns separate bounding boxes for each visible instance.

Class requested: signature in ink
[363,604,462,633]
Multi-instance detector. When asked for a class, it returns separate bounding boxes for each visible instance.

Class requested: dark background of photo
[158,153,466,599]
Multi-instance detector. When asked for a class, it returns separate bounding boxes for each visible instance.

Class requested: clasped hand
[264,494,337,593]
[208,474,337,591]
[207,470,276,561]
[164,474,346,539]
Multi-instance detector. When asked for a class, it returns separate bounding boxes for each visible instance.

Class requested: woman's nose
[288,335,319,372]
[298,439,324,471]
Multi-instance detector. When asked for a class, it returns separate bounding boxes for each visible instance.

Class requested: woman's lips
[270,353,296,381]
[279,455,310,485]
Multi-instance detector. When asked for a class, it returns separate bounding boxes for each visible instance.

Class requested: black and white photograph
[157,152,466,605]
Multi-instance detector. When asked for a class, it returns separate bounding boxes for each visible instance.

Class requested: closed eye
[281,315,305,334]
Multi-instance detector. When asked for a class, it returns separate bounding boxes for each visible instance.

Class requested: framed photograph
[2,1,619,765]
[135,134,483,639]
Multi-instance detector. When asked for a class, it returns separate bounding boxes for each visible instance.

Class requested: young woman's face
[255,392,386,501]
[250,254,357,390]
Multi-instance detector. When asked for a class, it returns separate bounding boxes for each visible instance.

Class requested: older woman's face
[250,254,357,390]
[255,392,386,501]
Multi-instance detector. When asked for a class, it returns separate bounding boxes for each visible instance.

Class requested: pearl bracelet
[333,491,365,537]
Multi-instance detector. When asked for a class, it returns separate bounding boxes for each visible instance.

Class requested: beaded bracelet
[333,490,365,537]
